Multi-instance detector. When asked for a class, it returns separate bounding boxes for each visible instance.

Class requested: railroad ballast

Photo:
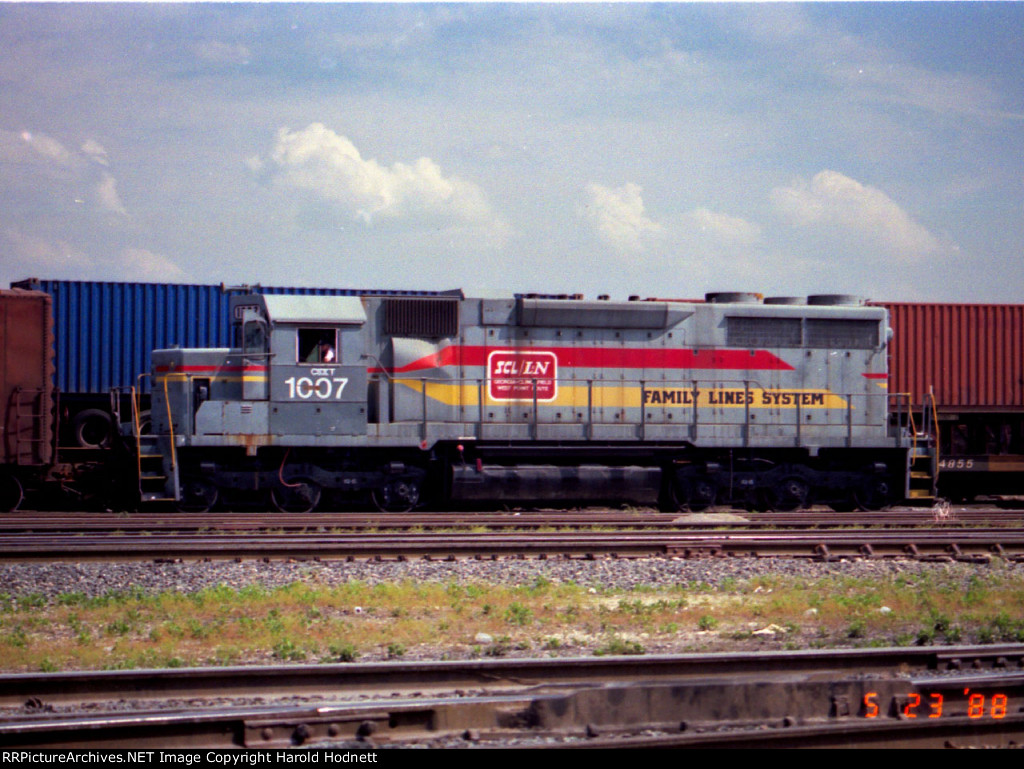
[142,290,922,512]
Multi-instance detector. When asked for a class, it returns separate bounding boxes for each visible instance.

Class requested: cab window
[298,329,337,363]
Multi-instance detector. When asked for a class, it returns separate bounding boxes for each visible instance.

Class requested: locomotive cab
[236,294,369,439]
[147,294,383,511]
[152,295,369,443]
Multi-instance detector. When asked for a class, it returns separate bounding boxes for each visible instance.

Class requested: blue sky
[1,3,1022,302]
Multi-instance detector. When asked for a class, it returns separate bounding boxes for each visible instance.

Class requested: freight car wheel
[177,478,218,513]
[72,409,112,448]
[372,480,421,513]
[271,479,322,513]
[0,473,23,512]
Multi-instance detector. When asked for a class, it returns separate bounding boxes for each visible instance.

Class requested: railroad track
[4,646,1024,748]
[3,506,1024,562]
[2,527,1024,562]
[3,507,1024,534]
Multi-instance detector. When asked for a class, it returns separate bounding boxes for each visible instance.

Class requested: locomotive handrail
[133,374,150,439]
[162,375,176,472]
[888,391,915,450]
[361,353,394,380]
[130,384,143,494]
[400,374,891,446]
[906,396,919,456]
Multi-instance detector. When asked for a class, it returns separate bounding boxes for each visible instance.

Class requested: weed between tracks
[2,566,1024,672]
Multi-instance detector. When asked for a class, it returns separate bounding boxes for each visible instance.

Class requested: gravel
[0,556,1016,602]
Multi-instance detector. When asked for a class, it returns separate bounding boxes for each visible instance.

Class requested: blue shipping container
[12,279,460,395]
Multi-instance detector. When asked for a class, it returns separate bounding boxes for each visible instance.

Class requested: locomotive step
[141,493,175,502]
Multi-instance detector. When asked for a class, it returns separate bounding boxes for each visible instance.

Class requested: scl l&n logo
[487,350,558,402]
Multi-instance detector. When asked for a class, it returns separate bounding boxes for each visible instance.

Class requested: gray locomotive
[143,291,929,512]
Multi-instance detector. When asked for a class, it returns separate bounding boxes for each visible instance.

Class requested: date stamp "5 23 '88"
[863,689,1010,720]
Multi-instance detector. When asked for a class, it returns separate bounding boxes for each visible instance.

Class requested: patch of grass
[504,602,533,626]
[272,639,307,662]
[386,642,405,659]
[4,567,1024,671]
[484,635,512,657]
[594,636,645,656]
[330,642,358,662]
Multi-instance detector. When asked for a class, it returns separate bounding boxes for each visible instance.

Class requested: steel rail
[3,649,1024,748]
[539,713,1024,749]
[2,645,1022,708]
[2,507,1024,534]
[2,528,1024,561]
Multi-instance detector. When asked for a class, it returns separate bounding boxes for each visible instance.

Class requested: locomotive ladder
[130,383,175,503]
[907,389,939,501]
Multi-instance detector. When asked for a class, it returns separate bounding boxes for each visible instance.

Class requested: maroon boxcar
[0,289,55,508]
[879,302,1024,499]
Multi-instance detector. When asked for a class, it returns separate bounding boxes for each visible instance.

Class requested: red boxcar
[0,289,54,465]
[0,289,55,508]
[878,302,1024,498]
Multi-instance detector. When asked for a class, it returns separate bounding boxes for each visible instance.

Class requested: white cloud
[733,6,1004,122]
[2,227,93,275]
[582,182,664,253]
[261,123,494,226]
[1,129,129,216]
[117,247,189,282]
[19,130,75,166]
[0,129,78,173]
[1,228,187,284]
[684,207,761,246]
[195,40,251,66]
[95,172,127,216]
[770,170,939,257]
[80,138,109,166]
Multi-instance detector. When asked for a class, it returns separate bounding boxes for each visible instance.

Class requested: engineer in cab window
[307,339,335,363]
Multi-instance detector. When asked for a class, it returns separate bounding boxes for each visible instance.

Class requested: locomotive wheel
[372,480,421,513]
[671,477,716,512]
[0,473,23,513]
[271,479,322,513]
[831,488,871,513]
[667,476,688,512]
[829,498,856,513]
[767,476,810,512]
[866,479,893,510]
[177,478,218,513]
